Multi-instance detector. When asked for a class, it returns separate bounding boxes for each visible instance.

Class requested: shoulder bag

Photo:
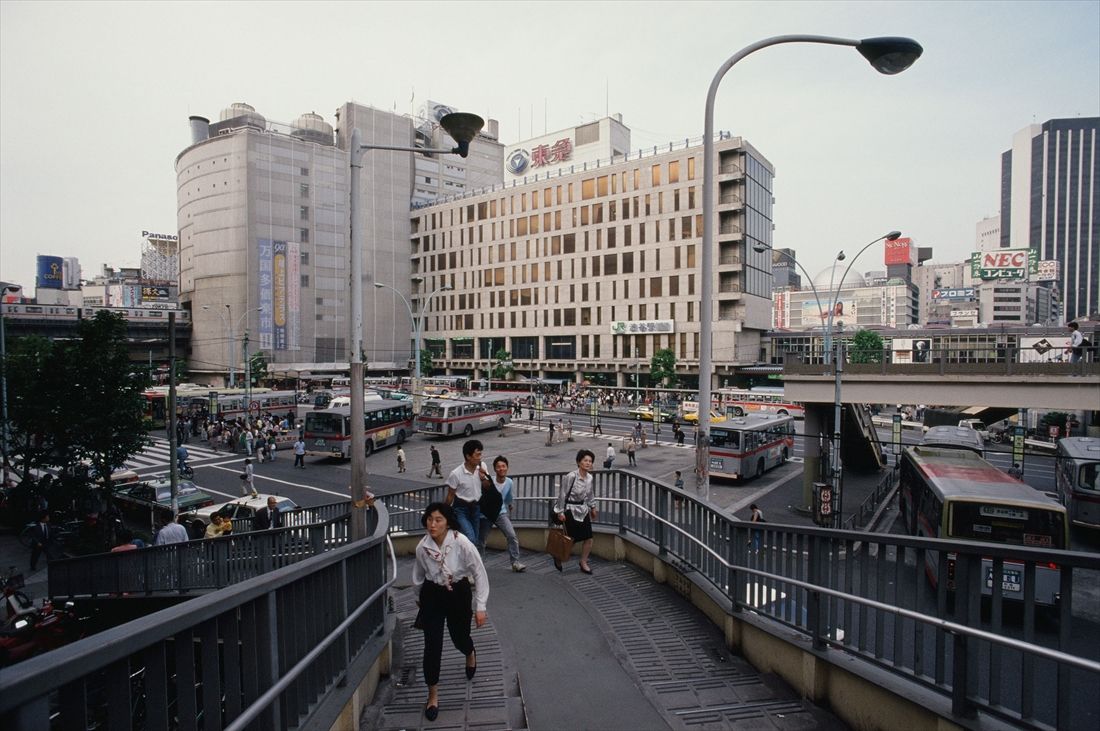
[550,472,577,524]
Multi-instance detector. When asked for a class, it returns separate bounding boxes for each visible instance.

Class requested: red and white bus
[717,387,805,419]
[418,393,514,438]
[708,413,795,481]
[303,399,414,459]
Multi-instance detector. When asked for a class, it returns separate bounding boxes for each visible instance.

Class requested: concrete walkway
[364,548,845,730]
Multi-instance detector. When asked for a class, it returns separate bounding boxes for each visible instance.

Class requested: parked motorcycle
[0,597,85,667]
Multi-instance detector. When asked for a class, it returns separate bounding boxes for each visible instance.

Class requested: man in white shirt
[155,514,189,545]
[445,439,487,544]
[1066,321,1084,363]
[605,442,616,469]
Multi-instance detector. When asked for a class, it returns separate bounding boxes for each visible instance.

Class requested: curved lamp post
[698,35,922,493]
[349,112,483,538]
[824,230,902,362]
[202,304,261,388]
[374,278,453,420]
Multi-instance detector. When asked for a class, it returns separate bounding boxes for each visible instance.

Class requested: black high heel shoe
[466,649,477,680]
[553,557,563,572]
[424,702,439,721]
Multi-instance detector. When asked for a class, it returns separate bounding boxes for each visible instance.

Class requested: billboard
[36,255,64,290]
[884,238,914,266]
[891,337,931,364]
[801,298,854,327]
[258,239,301,352]
[970,248,1038,280]
[930,287,976,301]
[1019,336,1062,363]
[1035,259,1060,282]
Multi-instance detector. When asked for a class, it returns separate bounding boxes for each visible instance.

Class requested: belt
[454,497,479,507]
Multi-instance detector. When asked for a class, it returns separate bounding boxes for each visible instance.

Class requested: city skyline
[1,0,1098,292]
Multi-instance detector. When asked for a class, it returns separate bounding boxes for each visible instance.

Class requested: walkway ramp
[841,402,885,472]
[364,551,842,730]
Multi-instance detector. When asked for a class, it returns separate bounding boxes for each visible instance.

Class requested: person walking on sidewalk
[397,446,407,473]
[293,437,306,468]
[241,458,256,497]
[552,449,598,574]
[412,502,489,721]
[749,503,765,553]
[427,445,443,478]
[604,442,616,469]
[545,419,556,447]
[478,455,526,572]
[626,438,637,467]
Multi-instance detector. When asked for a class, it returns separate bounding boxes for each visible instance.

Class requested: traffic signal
[813,481,833,526]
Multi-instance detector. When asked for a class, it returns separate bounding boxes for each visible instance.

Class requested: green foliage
[490,349,514,380]
[650,348,677,385]
[849,330,885,364]
[172,357,189,383]
[417,348,435,376]
[248,350,268,385]
[5,335,72,479]
[69,312,151,493]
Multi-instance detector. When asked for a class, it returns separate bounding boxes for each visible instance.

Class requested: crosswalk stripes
[129,438,228,471]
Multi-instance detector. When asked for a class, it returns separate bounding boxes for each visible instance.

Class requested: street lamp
[374,278,453,419]
[202,305,260,389]
[349,112,483,538]
[823,231,901,363]
[1,284,22,487]
[698,34,921,494]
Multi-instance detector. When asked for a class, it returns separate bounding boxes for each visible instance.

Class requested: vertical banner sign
[1012,426,1026,469]
[258,239,275,349]
[286,242,301,351]
[892,414,902,455]
[272,241,288,350]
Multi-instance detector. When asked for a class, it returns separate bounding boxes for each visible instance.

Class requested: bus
[397,375,471,396]
[1055,436,1100,529]
[141,387,297,426]
[717,388,805,419]
[418,393,514,437]
[302,399,414,459]
[898,446,1068,607]
[487,378,568,394]
[920,425,985,454]
[708,413,795,481]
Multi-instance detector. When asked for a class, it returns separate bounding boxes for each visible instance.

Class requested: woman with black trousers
[412,502,489,721]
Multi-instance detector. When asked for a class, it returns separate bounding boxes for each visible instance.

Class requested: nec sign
[970,248,1038,280]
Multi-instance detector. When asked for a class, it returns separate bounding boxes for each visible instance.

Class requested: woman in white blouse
[412,502,489,721]
[553,449,599,574]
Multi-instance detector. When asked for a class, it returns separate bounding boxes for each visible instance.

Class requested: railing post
[808,534,825,650]
[256,591,283,729]
[617,471,627,535]
[216,539,228,587]
[655,478,667,556]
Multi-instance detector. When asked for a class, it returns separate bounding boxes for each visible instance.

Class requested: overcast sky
[1,0,1097,291]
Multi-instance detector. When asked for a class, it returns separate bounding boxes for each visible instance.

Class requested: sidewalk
[364,550,844,730]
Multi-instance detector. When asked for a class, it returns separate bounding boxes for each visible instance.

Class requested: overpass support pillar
[802,405,827,511]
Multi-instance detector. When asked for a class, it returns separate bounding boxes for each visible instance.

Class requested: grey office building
[999,117,1099,322]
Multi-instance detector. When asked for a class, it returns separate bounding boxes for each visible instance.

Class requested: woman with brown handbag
[553,449,598,574]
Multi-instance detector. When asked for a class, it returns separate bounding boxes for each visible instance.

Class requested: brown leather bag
[545,526,574,562]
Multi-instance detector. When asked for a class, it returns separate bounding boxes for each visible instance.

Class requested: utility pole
[243,332,251,414]
[168,312,178,517]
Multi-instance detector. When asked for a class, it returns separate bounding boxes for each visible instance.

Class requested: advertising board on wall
[1035,259,1060,282]
[970,248,1038,280]
[884,237,915,266]
[258,239,301,352]
[36,255,64,290]
[891,337,931,364]
[609,319,674,335]
[931,287,976,301]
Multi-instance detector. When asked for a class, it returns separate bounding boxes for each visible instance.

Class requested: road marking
[725,467,804,515]
[205,463,348,498]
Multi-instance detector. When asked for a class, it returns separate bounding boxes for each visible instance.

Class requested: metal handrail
[226,534,399,731]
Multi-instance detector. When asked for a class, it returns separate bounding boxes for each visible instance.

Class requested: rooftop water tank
[290,112,334,146]
[218,102,266,131]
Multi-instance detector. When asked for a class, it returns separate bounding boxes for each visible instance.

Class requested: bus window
[950,502,1066,549]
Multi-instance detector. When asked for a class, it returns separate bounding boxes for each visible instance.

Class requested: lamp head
[857,37,923,75]
[411,276,424,284]
[2,284,22,294]
[201,305,210,310]
[439,112,485,158]
[885,230,902,241]
[441,285,454,291]
[836,251,847,262]
[752,243,767,253]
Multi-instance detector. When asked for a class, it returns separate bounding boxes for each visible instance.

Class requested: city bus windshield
[709,429,740,449]
[305,413,346,437]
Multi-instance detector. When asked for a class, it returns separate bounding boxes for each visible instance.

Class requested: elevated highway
[783,359,1100,411]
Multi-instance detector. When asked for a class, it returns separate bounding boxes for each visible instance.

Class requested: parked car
[182,494,300,533]
[113,478,215,532]
[628,405,677,422]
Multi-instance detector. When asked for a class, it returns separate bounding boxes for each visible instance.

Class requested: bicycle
[178,462,195,479]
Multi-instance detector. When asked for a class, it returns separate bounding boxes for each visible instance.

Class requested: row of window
[445,332,701,362]
[418,158,701,231]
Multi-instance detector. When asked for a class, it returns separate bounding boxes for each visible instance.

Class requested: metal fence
[0,506,392,731]
[48,501,353,598]
[783,345,1099,376]
[387,471,1100,731]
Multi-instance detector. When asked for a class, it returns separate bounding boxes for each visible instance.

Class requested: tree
[849,330,885,364]
[68,311,150,495]
[5,335,72,481]
[650,348,677,385]
[248,350,268,386]
[491,349,514,380]
[417,348,435,376]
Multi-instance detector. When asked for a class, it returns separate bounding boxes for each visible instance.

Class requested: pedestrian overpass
[2,474,1097,731]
